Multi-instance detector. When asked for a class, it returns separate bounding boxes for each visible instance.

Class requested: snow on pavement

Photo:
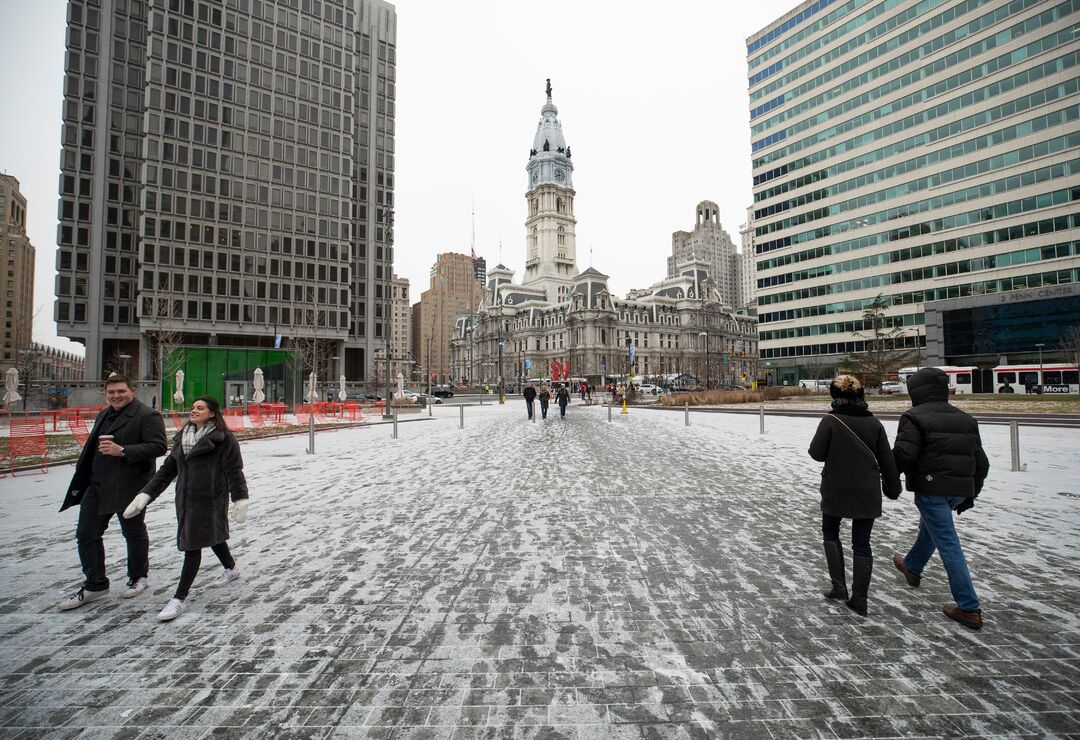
[0,400,1078,738]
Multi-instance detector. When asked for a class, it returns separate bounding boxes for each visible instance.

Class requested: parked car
[403,390,440,404]
[431,386,455,399]
[880,381,906,394]
[636,384,662,395]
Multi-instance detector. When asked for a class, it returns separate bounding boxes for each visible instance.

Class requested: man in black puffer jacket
[892,367,990,630]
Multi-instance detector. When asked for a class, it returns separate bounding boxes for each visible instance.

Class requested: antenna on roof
[589,243,593,268]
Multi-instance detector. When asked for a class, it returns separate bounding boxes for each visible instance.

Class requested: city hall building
[450,83,758,389]
[749,0,1080,386]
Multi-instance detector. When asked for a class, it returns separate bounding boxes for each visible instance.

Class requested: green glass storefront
[160,347,298,410]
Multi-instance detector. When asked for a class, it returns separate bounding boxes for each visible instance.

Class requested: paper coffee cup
[99,435,114,443]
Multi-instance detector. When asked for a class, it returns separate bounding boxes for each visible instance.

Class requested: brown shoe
[893,554,921,587]
[943,604,983,630]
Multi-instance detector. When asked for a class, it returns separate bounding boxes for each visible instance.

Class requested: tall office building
[414,252,482,386]
[739,206,756,312]
[667,200,740,308]
[1,175,35,368]
[749,0,1080,384]
[55,0,396,386]
[388,273,410,377]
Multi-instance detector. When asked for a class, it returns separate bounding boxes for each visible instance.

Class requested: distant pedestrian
[522,382,537,420]
[808,375,900,616]
[124,396,249,622]
[556,384,570,417]
[587,384,594,400]
[538,383,551,419]
[579,382,587,401]
[891,367,990,630]
[57,376,168,611]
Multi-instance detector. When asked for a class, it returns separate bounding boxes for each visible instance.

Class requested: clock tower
[523,79,578,303]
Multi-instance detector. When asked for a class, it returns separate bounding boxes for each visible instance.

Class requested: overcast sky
[0,0,798,356]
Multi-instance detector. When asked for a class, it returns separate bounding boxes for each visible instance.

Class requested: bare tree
[1057,325,1080,371]
[143,290,186,408]
[839,294,915,388]
[290,288,333,401]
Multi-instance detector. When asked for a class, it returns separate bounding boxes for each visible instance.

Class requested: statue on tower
[546,78,552,99]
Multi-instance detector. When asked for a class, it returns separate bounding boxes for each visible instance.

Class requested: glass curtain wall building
[54,0,396,387]
[748,0,1080,384]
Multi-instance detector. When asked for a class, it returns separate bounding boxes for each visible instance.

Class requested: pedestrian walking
[808,375,900,616]
[891,367,990,630]
[522,382,537,420]
[579,381,587,401]
[57,376,168,611]
[123,396,249,622]
[556,383,570,417]
[538,383,551,419]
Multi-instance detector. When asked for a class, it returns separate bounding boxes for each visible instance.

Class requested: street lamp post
[497,330,505,404]
[118,353,132,378]
[383,338,392,419]
[698,332,709,390]
[1035,342,1045,393]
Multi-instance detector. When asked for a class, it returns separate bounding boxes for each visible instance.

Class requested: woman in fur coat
[124,395,249,621]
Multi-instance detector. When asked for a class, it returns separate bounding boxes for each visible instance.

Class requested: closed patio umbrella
[305,371,317,403]
[338,374,347,402]
[252,368,266,403]
[3,367,21,406]
[172,369,185,407]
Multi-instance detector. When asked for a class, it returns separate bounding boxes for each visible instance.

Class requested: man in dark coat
[522,382,537,420]
[57,376,167,610]
[892,367,990,630]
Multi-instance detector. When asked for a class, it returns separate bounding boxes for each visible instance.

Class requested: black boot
[822,541,848,601]
[846,556,873,616]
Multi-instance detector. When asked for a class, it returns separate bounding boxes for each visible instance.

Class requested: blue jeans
[903,495,980,612]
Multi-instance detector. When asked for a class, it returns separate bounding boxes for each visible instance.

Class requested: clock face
[554,168,565,182]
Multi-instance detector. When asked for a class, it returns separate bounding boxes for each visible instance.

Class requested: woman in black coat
[556,384,571,417]
[808,376,900,615]
[124,395,249,622]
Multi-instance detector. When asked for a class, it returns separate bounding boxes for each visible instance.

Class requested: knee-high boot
[846,556,873,616]
[822,541,848,601]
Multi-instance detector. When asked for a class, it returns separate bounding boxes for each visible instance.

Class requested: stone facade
[667,200,740,309]
[413,253,483,386]
[1,175,34,368]
[450,85,759,390]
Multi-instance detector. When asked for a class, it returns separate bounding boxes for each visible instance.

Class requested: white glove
[123,493,152,519]
[232,499,249,523]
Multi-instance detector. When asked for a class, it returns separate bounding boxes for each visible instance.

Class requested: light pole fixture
[698,331,708,390]
[1035,342,1045,393]
[383,338,393,419]
[118,353,132,377]
[497,330,505,404]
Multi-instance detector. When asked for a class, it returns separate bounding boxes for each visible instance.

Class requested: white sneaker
[212,566,241,586]
[157,598,184,621]
[56,587,109,611]
[122,577,149,599]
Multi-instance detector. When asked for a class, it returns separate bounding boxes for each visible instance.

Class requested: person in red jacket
[891,367,990,630]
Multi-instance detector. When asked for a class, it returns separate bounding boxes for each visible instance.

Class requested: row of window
[760,239,1079,310]
[760,268,1079,353]
[748,0,885,71]
[756,165,1078,255]
[751,2,1069,139]
[751,0,1032,113]
[756,128,1079,226]
[758,213,1078,289]
[755,101,1076,205]
[755,51,1076,174]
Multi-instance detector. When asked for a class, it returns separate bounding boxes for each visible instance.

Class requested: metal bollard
[307,414,315,454]
[392,408,398,439]
[428,400,433,416]
[459,404,464,429]
[532,408,536,423]
[608,403,612,423]
[1010,420,1025,471]
[759,399,765,435]
[685,401,690,427]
